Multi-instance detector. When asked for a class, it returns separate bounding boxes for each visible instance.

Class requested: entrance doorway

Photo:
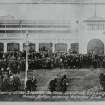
[87,39,104,55]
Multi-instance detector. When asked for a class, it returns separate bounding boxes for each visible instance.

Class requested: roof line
[0,2,105,5]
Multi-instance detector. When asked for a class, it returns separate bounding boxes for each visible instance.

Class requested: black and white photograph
[0,0,105,102]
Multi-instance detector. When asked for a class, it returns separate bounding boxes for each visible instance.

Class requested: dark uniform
[49,79,57,93]
[26,79,33,92]
[60,75,68,93]
[12,76,21,91]
[32,78,37,91]
[99,73,105,91]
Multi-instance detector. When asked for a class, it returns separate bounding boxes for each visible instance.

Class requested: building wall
[0,19,105,54]
[0,3,105,54]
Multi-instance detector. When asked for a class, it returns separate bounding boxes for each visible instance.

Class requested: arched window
[87,39,104,55]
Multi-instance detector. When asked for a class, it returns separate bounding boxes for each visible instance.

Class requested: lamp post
[24,31,29,89]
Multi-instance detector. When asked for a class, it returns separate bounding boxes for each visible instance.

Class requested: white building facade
[0,2,105,55]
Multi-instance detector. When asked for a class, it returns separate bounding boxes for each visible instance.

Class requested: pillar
[20,43,23,52]
[4,43,7,53]
[52,43,55,53]
[79,40,87,54]
[67,42,70,52]
[36,42,39,52]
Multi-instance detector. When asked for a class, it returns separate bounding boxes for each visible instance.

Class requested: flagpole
[24,31,29,89]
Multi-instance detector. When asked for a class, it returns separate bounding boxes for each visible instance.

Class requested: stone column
[36,42,39,52]
[20,43,23,52]
[4,43,7,53]
[67,42,70,52]
[79,40,87,54]
[52,43,55,53]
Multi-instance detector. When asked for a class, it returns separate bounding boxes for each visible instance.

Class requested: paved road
[0,91,105,101]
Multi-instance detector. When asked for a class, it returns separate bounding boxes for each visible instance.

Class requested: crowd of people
[0,50,104,92]
[0,73,21,91]
[0,50,105,73]
[0,69,37,92]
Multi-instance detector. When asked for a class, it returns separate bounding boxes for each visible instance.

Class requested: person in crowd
[99,72,105,91]
[12,75,21,91]
[26,78,33,92]
[60,75,69,93]
[9,75,14,91]
[49,78,57,93]
[1,74,10,91]
[32,76,37,91]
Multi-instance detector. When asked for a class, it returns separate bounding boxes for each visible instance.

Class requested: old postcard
[0,0,105,101]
